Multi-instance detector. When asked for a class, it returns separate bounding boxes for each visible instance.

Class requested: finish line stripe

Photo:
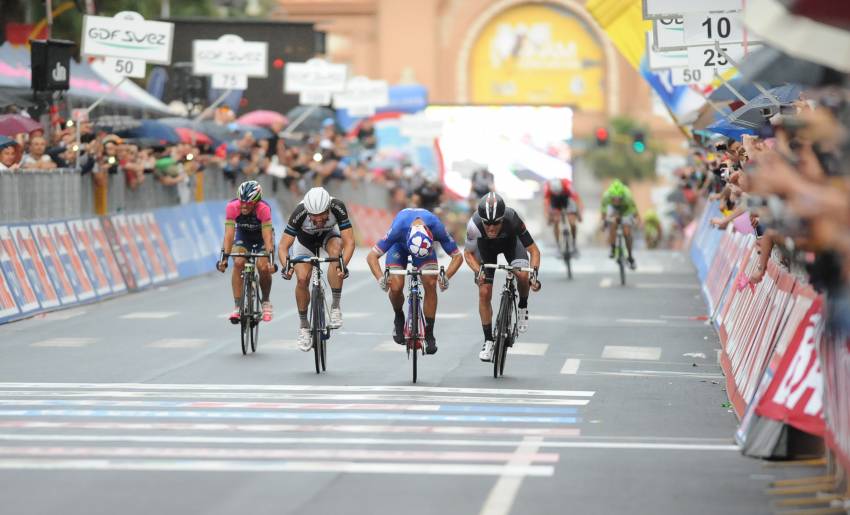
[0,383,594,398]
[0,459,554,476]
[0,391,589,406]
[0,400,578,415]
[0,421,581,436]
[0,409,579,424]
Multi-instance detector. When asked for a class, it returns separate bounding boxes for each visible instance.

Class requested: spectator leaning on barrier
[0,137,22,171]
[20,135,57,170]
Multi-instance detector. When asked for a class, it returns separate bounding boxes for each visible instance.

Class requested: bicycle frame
[290,255,345,374]
[224,251,270,355]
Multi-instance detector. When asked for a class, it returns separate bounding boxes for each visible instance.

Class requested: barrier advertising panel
[143,212,179,280]
[67,219,113,297]
[30,224,78,305]
[8,225,60,309]
[110,214,151,288]
[87,218,128,293]
[49,222,96,301]
[153,205,204,278]
[127,213,167,284]
[0,264,20,322]
[0,226,40,314]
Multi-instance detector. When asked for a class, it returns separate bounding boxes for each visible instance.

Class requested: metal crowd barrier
[0,168,89,222]
[1,164,392,224]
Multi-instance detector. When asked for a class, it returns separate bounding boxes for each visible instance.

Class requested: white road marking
[599,278,612,288]
[146,339,208,349]
[635,283,700,290]
[0,383,595,398]
[438,313,471,319]
[342,312,373,319]
[508,343,548,356]
[120,312,178,320]
[0,434,737,451]
[0,391,590,406]
[0,459,555,476]
[528,315,566,321]
[30,338,97,348]
[479,436,544,515]
[615,319,669,326]
[601,346,662,361]
[263,340,300,351]
[560,359,581,375]
[682,352,707,359]
[588,370,724,379]
[373,342,404,352]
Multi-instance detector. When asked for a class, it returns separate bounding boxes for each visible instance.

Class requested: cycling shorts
[475,238,529,285]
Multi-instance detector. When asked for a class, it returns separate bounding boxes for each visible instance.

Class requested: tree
[584,116,658,182]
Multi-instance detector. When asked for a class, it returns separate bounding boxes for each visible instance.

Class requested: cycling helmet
[548,178,564,195]
[303,187,331,215]
[238,180,262,203]
[477,192,506,224]
[609,179,626,198]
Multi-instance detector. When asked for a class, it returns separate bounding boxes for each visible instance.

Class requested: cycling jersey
[601,188,638,217]
[374,208,460,269]
[543,178,581,209]
[225,199,273,247]
[465,208,534,283]
[284,197,352,250]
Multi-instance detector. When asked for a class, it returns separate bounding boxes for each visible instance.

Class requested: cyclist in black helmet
[463,193,541,362]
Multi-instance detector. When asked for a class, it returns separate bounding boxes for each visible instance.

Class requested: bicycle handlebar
[225,252,272,259]
[385,266,445,277]
[290,256,343,265]
[481,264,535,273]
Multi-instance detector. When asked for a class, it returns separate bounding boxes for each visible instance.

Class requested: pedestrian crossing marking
[373,341,404,352]
[601,345,662,361]
[30,338,96,348]
[509,343,548,356]
[121,312,178,319]
[147,339,208,349]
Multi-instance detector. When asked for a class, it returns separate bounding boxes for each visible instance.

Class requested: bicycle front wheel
[240,278,252,356]
[410,294,419,384]
[493,293,512,378]
[311,283,324,374]
[251,276,260,353]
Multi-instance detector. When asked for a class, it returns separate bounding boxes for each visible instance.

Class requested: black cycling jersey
[284,197,352,247]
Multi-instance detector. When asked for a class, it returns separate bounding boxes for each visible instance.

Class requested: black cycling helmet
[478,192,505,224]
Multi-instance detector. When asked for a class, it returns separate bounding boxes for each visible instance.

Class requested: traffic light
[595,127,609,146]
[632,131,646,153]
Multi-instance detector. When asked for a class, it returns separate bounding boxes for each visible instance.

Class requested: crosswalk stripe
[146,339,208,349]
[0,409,580,424]
[601,345,662,361]
[120,312,178,319]
[30,338,97,348]
[560,359,581,375]
[0,383,595,397]
[0,390,589,406]
[508,343,548,356]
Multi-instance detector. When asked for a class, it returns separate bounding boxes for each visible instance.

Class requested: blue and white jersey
[372,208,460,257]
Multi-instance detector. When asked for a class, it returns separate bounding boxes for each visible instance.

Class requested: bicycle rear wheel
[240,278,252,355]
[250,275,260,353]
[318,289,327,372]
[562,228,573,280]
[410,294,419,384]
[617,236,626,286]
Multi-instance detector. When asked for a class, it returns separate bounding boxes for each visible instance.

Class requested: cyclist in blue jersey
[366,208,464,355]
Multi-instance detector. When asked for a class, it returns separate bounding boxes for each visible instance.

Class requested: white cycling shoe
[297,327,312,352]
[329,308,343,329]
[479,340,494,362]
[517,308,529,333]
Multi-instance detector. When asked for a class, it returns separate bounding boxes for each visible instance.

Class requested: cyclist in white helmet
[278,187,355,351]
[217,180,276,323]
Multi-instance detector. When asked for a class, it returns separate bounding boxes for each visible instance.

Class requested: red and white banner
[822,332,850,470]
[0,226,40,313]
[8,225,60,309]
[49,222,96,302]
[30,224,78,305]
[67,220,113,297]
[86,218,127,294]
[756,298,826,437]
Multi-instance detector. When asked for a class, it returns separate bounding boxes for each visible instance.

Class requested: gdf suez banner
[755,298,826,437]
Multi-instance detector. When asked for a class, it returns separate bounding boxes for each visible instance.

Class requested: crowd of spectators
[671,89,850,334]
[0,106,450,217]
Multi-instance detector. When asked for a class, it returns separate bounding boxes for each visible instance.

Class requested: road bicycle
[613,218,627,286]
[559,211,574,280]
[223,251,270,355]
[385,265,445,383]
[288,255,345,374]
[481,264,536,378]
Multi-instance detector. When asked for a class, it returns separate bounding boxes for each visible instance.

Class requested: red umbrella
[0,114,42,137]
[174,127,212,146]
[236,110,288,128]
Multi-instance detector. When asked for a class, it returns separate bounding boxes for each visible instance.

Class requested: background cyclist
[601,179,641,270]
[464,193,541,362]
[216,180,276,323]
[365,207,463,355]
[544,177,584,256]
[278,187,355,351]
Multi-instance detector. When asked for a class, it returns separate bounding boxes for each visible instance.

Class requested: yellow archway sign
[469,3,606,110]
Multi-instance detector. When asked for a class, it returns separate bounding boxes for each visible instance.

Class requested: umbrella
[236,110,288,128]
[708,76,764,102]
[727,84,802,129]
[119,119,180,145]
[706,118,758,140]
[737,46,846,87]
[174,127,212,146]
[230,123,273,140]
[94,115,142,133]
[0,114,41,137]
[744,0,850,73]
[283,105,336,135]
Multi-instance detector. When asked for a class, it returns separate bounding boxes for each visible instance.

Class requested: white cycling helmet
[548,178,564,195]
[303,187,331,215]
